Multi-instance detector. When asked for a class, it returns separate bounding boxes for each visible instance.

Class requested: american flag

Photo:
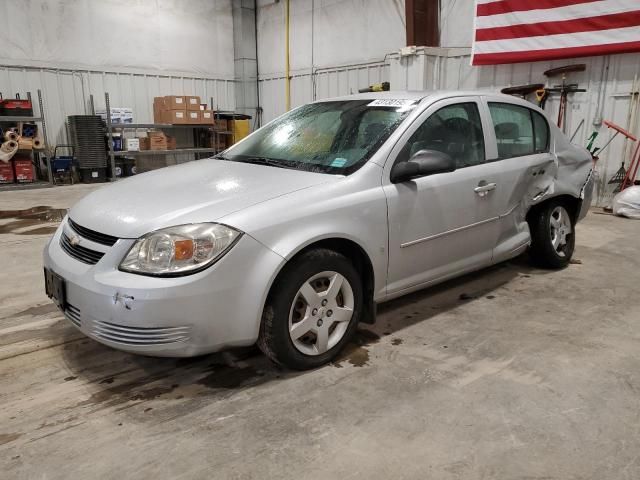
[472,0,640,65]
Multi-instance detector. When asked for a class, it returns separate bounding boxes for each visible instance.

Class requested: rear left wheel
[529,200,575,269]
[258,248,363,370]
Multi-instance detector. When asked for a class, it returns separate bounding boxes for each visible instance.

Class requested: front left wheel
[258,248,363,370]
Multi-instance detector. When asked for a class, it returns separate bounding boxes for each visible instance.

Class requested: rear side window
[532,110,549,153]
[488,102,549,159]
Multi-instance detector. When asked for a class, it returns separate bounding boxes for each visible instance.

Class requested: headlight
[119,223,242,276]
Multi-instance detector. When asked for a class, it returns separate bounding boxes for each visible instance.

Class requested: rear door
[481,99,557,262]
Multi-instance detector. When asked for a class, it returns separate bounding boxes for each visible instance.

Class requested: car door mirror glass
[390,149,456,183]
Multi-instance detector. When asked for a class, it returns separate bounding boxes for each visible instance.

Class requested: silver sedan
[43,91,594,369]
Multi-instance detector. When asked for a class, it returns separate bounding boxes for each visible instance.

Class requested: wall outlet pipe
[285,0,291,111]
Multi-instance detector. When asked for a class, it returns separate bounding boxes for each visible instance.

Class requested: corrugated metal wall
[259,61,389,123]
[389,47,640,206]
[0,65,236,152]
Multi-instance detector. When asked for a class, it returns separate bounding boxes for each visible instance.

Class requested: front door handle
[474,182,497,196]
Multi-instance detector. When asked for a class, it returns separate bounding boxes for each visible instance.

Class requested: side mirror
[390,149,456,184]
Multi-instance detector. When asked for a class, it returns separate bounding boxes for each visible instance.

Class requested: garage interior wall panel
[0,0,236,149]
[259,62,389,123]
[256,0,403,123]
[0,0,234,77]
[390,48,640,206]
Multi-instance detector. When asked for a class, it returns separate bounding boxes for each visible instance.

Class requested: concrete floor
[1,184,639,480]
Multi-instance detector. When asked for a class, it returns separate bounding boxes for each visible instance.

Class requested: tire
[529,200,575,269]
[258,248,363,370]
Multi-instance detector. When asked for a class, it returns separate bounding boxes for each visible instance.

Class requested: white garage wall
[0,0,236,148]
[257,0,406,122]
[440,0,474,48]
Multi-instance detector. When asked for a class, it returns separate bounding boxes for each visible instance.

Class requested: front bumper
[43,218,284,356]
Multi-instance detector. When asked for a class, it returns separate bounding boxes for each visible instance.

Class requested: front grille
[68,218,118,247]
[93,320,190,346]
[60,232,105,265]
[65,304,82,328]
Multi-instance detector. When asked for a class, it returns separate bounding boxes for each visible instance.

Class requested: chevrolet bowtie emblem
[69,235,81,246]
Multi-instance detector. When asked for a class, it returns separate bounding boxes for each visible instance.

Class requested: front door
[383,97,503,296]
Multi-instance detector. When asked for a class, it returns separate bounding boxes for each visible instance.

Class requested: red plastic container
[0,161,14,183]
[0,95,33,117]
[12,157,34,183]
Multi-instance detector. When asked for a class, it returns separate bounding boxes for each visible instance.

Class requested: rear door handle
[474,182,497,196]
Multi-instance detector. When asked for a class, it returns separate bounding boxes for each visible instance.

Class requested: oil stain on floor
[332,329,380,368]
[0,206,66,235]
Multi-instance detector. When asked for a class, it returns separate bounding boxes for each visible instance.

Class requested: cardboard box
[153,97,167,109]
[124,138,140,151]
[97,107,133,124]
[166,109,188,124]
[138,136,150,151]
[185,95,201,111]
[201,110,214,125]
[164,95,186,109]
[149,132,176,151]
[199,104,207,111]
[214,118,228,131]
[153,97,166,122]
[186,110,200,124]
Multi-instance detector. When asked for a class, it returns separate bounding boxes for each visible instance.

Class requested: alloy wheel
[549,205,572,257]
[288,271,355,356]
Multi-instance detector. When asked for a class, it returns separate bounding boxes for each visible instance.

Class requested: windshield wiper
[240,156,289,168]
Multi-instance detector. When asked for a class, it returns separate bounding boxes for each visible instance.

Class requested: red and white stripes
[472,0,640,65]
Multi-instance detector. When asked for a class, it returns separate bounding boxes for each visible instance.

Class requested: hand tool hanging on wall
[569,118,585,143]
[543,64,587,133]
[500,83,545,101]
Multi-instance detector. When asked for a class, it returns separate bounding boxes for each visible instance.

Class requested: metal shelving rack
[102,93,232,180]
[0,90,51,184]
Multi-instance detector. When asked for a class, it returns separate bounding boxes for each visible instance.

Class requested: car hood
[69,159,336,238]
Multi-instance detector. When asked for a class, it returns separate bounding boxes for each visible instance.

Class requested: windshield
[221,99,418,174]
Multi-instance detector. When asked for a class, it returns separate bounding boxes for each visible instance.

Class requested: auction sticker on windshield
[367,99,418,108]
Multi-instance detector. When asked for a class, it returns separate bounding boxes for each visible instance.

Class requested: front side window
[488,102,549,159]
[222,100,416,174]
[395,102,485,168]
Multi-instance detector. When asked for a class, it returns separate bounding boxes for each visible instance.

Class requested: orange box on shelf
[186,110,201,124]
[201,110,214,124]
[138,136,150,150]
[165,109,188,124]
[149,131,171,150]
[185,95,201,111]
[163,95,186,109]
[214,118,228,131]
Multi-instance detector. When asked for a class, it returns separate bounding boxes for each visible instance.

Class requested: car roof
[316,90,544,113]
